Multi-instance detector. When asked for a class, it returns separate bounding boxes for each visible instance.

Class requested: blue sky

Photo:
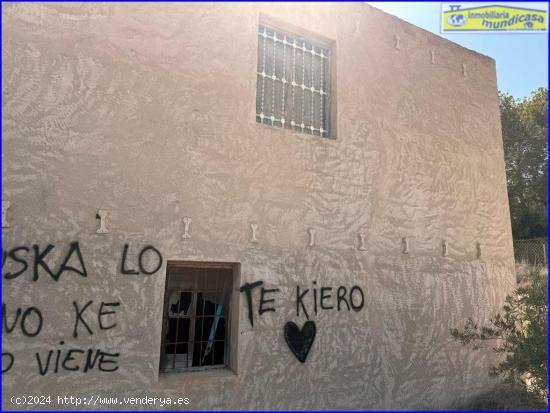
[367,2,548,99]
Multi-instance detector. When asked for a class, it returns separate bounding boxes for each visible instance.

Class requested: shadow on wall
[451,384,547,411]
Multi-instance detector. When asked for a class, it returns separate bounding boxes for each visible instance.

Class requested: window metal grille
[160,266,232,372]
[256,25,332,137]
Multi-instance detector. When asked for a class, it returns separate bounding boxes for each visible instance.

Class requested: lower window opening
[160,263,233,373]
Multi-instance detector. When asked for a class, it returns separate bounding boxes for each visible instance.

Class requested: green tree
[451,269,548,399]
[500,87,548,239]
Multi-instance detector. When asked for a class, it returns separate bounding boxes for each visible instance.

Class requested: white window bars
[256,25,331,138]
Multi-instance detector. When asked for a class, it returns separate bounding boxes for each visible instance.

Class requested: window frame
[256,14,338,140]
[159,261,239,375]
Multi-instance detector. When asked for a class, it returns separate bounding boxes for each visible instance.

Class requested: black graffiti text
[120,244,162,275]
[35,342,119,375]
[239,281,281,327]
[2,242,87,281]
[239,280,365,326]
[2,352,15,373]
[296,283,365,320]
[2,303,43,337]
[72,301,121,338]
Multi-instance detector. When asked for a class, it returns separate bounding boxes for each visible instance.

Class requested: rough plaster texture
[2,2,516,410]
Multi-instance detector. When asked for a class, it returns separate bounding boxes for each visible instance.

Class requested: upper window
[256,24,332,138]
[160,264,233,373]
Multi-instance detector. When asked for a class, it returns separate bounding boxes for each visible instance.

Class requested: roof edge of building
[364,3,496,65]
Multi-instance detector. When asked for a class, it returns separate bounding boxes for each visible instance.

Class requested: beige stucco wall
[2,2,516,410]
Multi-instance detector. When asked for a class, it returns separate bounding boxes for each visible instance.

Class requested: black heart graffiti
[284,321,316,363]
